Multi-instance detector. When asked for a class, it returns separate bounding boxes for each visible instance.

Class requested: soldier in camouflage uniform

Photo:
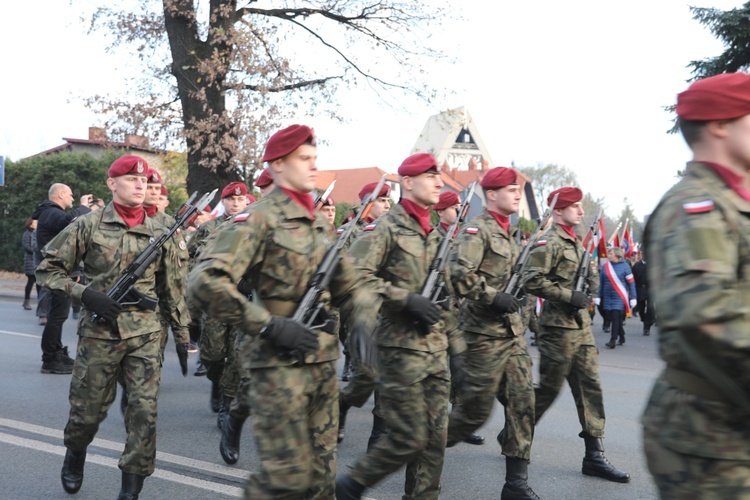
[338,181,391,444]
[36,155,191,500]
[642,73,750,498]
[445,168,539,499]
[188,182,252,430]
[523,187,629,484]
[336,153,449,500]
[254,168,275,198]
[188,125,368,499]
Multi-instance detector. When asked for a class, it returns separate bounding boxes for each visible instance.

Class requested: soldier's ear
[400,176,414,192]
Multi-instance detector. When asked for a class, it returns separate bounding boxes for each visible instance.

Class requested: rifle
[92,189,217,323]
[570,208,603,327]
[313,180,336,209]
[291,175,388,331]
[419,182,477,323]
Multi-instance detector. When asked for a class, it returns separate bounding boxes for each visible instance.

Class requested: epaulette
[682,200,715,214]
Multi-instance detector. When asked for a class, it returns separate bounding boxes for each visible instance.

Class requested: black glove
[449,351,466,391]
[569,291,589,309]
[491,292,520,314]
[175,343,189,377]
[261,317,319,354]
[404,293,441,326]
[82,288,123,322]
[237,278,253,297]
[349,324,377,370]
[313,308,338,335]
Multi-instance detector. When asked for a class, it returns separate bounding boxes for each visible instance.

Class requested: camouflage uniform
[446,211,535,459]
[642,161,750,498]
[345,203,450,499]
[36,202,189,476]
[187,187,365,499]
[523,222,605,437]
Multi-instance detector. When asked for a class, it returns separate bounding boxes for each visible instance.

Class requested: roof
[30,136,166,158]
[321,167,399,205]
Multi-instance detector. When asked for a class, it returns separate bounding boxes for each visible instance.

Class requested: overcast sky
[1,0,745,219]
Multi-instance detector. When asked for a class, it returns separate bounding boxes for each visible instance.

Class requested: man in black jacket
[32,183,98,374]
[631,250,655,335]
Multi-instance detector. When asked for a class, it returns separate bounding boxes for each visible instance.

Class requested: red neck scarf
[400,199,432,236]
[365,216,375,223]
[488,210,510,233]
[440,221,459,237]
[144,205,158,217]
[280,187,315,218]
[114,202,146,229]
[559,224,577,240]
[703,161,750,202]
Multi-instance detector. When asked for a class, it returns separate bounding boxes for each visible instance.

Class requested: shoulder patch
[536,240,547,246]
[466,227,479,235]
[682,200,715,214]
[364,224,377,231]
[234,213,250,222]
[337,227,345,235]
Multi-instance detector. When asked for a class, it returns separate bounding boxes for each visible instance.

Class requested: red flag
[608,222,621,248]
[597,218,607,258]
[622,222,635,258]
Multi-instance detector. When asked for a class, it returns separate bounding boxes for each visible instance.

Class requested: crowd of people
[18,71,750,499]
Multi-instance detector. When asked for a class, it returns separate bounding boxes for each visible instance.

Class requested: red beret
[160,185,168,196]
[358,182,391,201]
[677,73,750,120]
[246,194,256,204]
[108,155,149,178]
[146,168,162,184]
[548,187,583,209]
[480,167,518,189]
[321,196,335,207]
[221,182,248,199]
[261,124,316,162]
[433,191,460,211]
[255,169,273,188]
[398,153,440,176]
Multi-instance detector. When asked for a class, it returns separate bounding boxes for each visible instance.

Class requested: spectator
[32,183,98,374]
[22,218,40,310]
[630,250,655,336]
[597,247,637,349]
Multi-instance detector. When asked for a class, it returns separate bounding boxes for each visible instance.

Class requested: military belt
[664,367,731,405]
[263,299,298,317]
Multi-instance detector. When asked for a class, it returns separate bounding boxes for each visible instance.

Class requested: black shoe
[23,299,31,310]
[61,448,86,494]
[617,337,625,345]
[60,346,75,366]
[605,340,616,349]
[210,381,221,413]
[41,357,73,375]
[194,362,207,377]
[602,326,610,333]
[581,434,630,483]
[338,401,349,444]
[643,326,651,336]
[501,457,540,500]
[117,471,145,500]
[335,474,366,500]
[464,433,485,445]
[220,414,246,464]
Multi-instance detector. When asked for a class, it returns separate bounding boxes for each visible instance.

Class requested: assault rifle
[92,189,217,323]
[291,175,388,331]
[570,208,603,328]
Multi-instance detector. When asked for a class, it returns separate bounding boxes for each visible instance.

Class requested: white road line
[0,329,39,339]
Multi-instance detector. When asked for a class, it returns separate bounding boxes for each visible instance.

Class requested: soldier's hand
[449,352,467,390]
[176,343,189,377]
[82,288,123,322]
[491,292,520,314]
[350,324,377,370]
[569,291,589,309]
[261,318,319,354]
[404,293,441,326]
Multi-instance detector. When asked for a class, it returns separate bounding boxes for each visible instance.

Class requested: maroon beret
[398,153,440,176]
[160,185,168,196]
[548,187,583,209]
[146,168,162,184]
[108,155,149,178]
[255,169,273,188]
[221,181,248,199]
[261,124,316,162]
[433,191,460,211]
[480,167,518,189]
[677,73,750,120]
[358,182,391,201]
[246,194,256,204]
[321,196,335,207]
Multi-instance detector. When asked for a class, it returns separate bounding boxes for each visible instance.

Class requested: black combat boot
[366,414,388,451]
[220,414,247,464]
[464,432,485,445]
[335,474,366,500]
[217,395,232,430]
[643,325,650,336]
[210,380,221,413]
[581,433,630,483]
[338,400,350,443]
[61,448,87,494]
[117,471,145,500]
[501,457,540,500]
[605,337,616,349]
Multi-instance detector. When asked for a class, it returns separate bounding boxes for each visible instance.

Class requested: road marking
[0,329,39,339]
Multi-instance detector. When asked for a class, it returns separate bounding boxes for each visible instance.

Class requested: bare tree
[517,162,579,206]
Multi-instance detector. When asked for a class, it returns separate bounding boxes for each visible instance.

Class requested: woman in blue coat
[598,247,637,348]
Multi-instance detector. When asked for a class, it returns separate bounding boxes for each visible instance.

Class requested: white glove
[593,298,601,306]
[629,299,637,308]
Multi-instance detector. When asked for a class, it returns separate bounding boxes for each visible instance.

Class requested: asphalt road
[0,292,661,499]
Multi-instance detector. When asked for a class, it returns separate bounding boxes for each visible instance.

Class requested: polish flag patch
[364,224,377,231]
[536,240,547,246]
[466,227,479,235]
[234,213,250,222]
[336,227,345,235]
[683,200,714,214]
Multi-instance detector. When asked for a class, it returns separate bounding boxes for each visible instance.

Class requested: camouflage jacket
[35,202,190,342]
[187,187,365,369]
[336,215,368,252]
[348,203,448,353]
[435,223,466,355]
[448,211,524,338]
[187,216,224,263]
[643,161,750,459]
[523,223,598,330]
[150,209,190,324]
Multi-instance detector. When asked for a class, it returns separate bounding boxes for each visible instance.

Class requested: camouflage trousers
[447,333,535,460]
[535,325,605,437]
[199,314,241,399]
[64,330,163,476]
[244,361,338,499]
[350,347,450,500]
